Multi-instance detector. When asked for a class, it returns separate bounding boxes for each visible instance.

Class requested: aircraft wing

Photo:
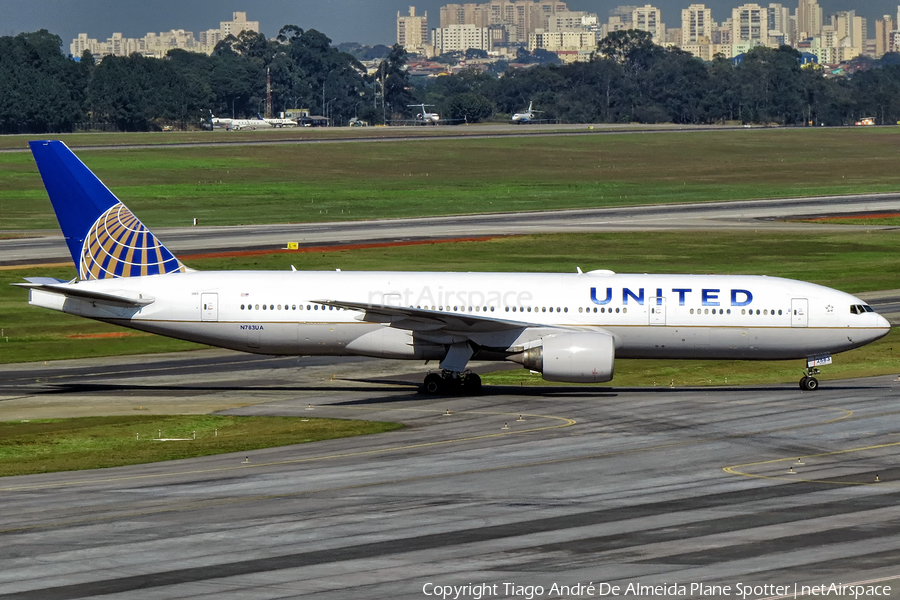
[315,299,537,334]
[13,281,155,308]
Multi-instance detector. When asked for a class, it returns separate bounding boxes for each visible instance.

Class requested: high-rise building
[441,3,487,27]
[831,10,866,49]
[398,6,429,53]
[681,4,713,45]
[732,3,769,48]
[767,3,790,45]
[796,0,822,38]
[875,15,895,57]
[439,1,567,44]
[632,5,665,43]
[219,12,259,38]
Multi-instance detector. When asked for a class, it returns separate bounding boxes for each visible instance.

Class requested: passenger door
[791,298,808,327]
[649,296,666,325]
[201,293,218,322]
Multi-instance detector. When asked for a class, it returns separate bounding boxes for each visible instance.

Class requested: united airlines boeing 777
[18,141,891,393]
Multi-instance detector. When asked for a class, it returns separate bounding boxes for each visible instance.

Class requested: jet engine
[515,332,615,383]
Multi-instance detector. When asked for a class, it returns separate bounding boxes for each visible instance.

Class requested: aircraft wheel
[799,376,808,390]
[423,373,443,395]
[463,373,482,395]
[803,376,819,391]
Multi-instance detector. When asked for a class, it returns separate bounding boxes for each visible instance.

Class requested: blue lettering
[623,288,644,305]
[731,289,753,306]
[672,288,691,306]
[702,289,720,306]
[655,288,663,305]
[590,287,612,305]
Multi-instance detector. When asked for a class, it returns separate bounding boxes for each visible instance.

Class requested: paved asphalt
[0,353,898,599]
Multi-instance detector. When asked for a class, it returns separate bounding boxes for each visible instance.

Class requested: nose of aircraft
[866,312,893,343]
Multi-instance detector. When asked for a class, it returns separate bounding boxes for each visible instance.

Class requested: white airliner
[227,118,273,131]
[258,114,298,128]
[19,141,891,393]
[209,115,272,131]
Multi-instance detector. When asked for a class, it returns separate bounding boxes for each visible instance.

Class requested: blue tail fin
[29,141,185,280]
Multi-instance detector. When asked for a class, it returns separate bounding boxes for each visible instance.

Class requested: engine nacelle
[519,332,615,383]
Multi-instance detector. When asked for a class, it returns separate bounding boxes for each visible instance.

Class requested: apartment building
[681,4,713,44]
[70,11,259,59]
[439,1,568,44]
[433,24,492,53]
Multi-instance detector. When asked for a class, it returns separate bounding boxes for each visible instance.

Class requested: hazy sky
[0,1,896,48]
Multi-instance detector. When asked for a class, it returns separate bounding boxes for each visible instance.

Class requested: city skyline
[0,0,898,48]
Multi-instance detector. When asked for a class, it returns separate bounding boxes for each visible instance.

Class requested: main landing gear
[422,370,482,395]
[799,367,820,391]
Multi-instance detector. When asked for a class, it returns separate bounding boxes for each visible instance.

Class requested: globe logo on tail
[79,203,185,280]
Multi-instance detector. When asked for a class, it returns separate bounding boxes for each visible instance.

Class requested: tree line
[2,28,900,134]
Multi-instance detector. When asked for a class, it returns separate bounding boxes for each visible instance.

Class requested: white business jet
[18,141,891,394]
[511,101,541,124]
[408,104,440,125]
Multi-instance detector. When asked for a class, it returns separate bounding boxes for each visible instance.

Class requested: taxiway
[3,194,899,267]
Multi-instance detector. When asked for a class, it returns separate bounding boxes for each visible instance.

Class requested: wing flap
[315,299,531,334]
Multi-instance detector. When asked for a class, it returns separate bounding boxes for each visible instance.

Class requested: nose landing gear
[800,367,820,391]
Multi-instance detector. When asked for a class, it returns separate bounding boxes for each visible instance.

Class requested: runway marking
[0,409,576,493]
[724,435,900,486]
[755,575,900,599]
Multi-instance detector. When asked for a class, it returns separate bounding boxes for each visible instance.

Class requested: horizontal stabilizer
[12,282,155,307]
[24,277,70,285]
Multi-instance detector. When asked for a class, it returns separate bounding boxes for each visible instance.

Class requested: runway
[3,193,900,267]
[1,353,899,599]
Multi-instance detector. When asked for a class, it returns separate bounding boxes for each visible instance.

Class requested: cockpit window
[850,304,874,314]
[863,305,874,313]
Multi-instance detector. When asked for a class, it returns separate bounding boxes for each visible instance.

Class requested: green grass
[3,128,900,230]
[0,415,403,478]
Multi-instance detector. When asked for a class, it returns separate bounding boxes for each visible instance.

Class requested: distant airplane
[209,114,272,131]
[19,141,891,394]
[408,103,440,125]
[227,117,273,131]
[209,114,232,128]
[257,114,298,128]
[511,101,541,124]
